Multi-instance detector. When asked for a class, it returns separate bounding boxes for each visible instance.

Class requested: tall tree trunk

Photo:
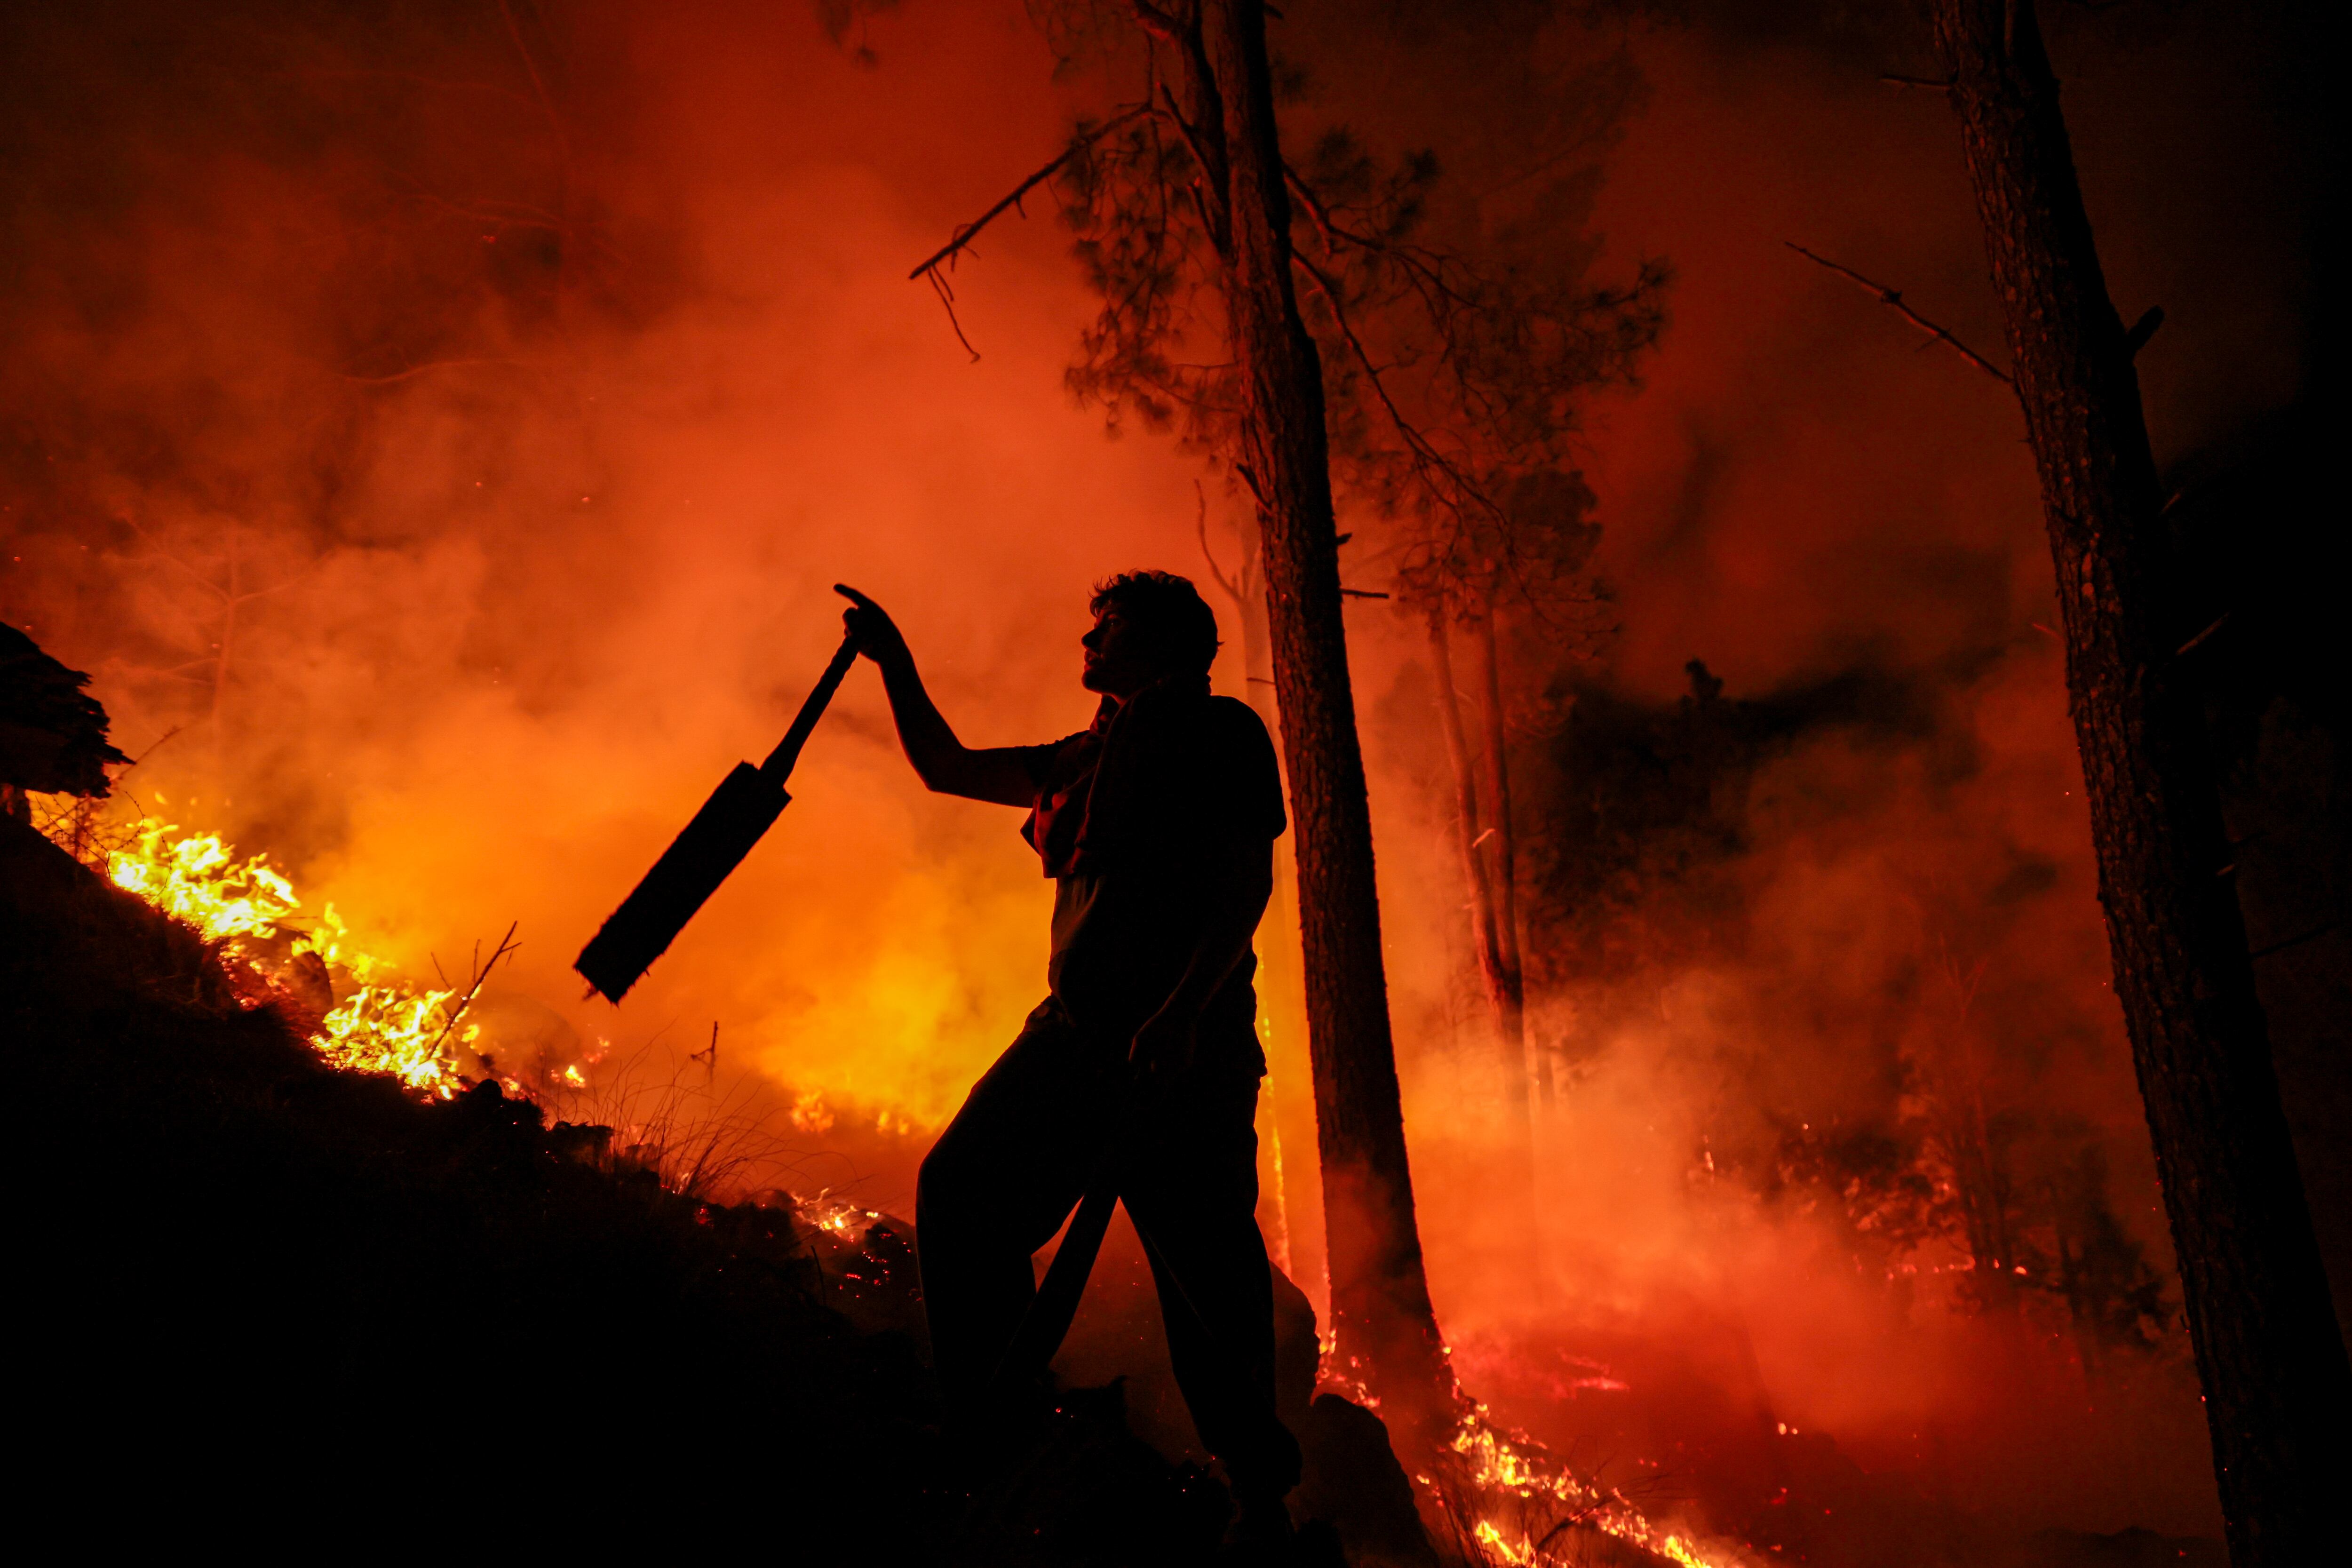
[1193,0,1452,1410]
[1428,608,1535,1192]
[1218,515,1329,1310]
[1471,608,1544,1107]
[1931,3,2346,1556]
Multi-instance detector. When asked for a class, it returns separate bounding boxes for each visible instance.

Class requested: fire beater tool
[575,633,858,1003]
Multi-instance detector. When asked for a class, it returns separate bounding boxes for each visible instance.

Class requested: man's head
[1081,570,1220,696]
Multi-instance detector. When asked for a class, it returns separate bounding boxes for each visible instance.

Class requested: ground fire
[4,1,2337,1565]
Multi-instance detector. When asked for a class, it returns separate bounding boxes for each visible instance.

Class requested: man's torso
[1012,687,1285,1054]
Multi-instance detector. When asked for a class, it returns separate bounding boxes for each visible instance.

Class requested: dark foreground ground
[5,814,1444,1563]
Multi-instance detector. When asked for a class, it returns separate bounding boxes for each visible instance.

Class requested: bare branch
[1195,481,1242,603]
[1880,74,1954,91]
[1290,248,1507,576]
[427,920,521,1059]
[1283,162,1339,255]
[1156,88,1228,249]
[1785,241,2012,383]
[924,268,981,363]
[907,105,1149,282]
[127,724,184,768]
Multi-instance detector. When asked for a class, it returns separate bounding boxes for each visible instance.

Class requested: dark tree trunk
[1931,3,2347,1557]
[1189,0,1453,1409]
[1212,519,1329,1307]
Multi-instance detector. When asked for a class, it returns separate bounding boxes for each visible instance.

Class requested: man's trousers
[915,995,1300,1497]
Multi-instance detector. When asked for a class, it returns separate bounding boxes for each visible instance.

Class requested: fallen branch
[1784,240,2011,384]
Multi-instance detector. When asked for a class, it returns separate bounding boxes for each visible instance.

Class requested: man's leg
[915,999,1115,1415]
[1123,1050,1302,1512]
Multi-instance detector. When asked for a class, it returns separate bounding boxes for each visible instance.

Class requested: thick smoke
[1351,0,2326,1546]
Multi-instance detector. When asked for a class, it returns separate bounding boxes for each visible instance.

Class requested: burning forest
[4,2,2340,1564]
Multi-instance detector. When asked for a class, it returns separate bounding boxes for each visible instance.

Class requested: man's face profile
[1081,603,1158,697]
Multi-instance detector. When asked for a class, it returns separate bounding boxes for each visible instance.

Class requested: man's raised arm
[835,584,1037,807]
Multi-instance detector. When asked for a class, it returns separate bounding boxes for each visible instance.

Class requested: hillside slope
[3,814,1230,1559]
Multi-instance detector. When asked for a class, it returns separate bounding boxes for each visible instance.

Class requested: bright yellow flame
[1448,1406,1747,1568]
[316,984,468,1096]
[107,821,299,941]
[53,810,470,1098]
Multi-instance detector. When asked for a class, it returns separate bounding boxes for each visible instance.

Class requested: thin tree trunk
[1196,0,1453,1412]
[1471,608,1544,1107]
[1428,608,1536,1192]
[1931,3,2346,1556]
[1426,608,1503,1004]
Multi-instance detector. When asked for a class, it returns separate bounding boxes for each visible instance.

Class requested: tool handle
[995,1177,1120,1393]
[760,633,859,782]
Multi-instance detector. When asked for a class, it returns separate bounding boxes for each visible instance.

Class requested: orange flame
[41,802,471,1097]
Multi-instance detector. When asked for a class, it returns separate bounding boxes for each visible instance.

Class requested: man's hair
[1090,570,1221,678]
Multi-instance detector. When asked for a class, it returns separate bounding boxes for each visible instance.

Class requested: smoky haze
[3,0,2329,1553]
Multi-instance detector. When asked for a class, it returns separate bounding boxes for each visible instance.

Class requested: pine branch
[1195,482,1243,603]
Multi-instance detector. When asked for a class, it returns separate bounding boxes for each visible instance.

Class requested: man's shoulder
[1183,694,1278,771]
[1200,693,1272,743]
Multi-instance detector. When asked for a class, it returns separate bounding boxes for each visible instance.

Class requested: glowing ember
[40,804,473,1098]
[803,1190,883,1237]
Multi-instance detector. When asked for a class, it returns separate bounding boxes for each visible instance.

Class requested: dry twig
[906,105,1152,361]
[428,921,520,1056]
[1785,240,2011,383]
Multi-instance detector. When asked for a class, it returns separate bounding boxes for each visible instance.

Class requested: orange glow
[47,805,471,1098]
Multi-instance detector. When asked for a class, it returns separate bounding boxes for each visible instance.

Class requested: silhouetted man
[836,572,1302,1536]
